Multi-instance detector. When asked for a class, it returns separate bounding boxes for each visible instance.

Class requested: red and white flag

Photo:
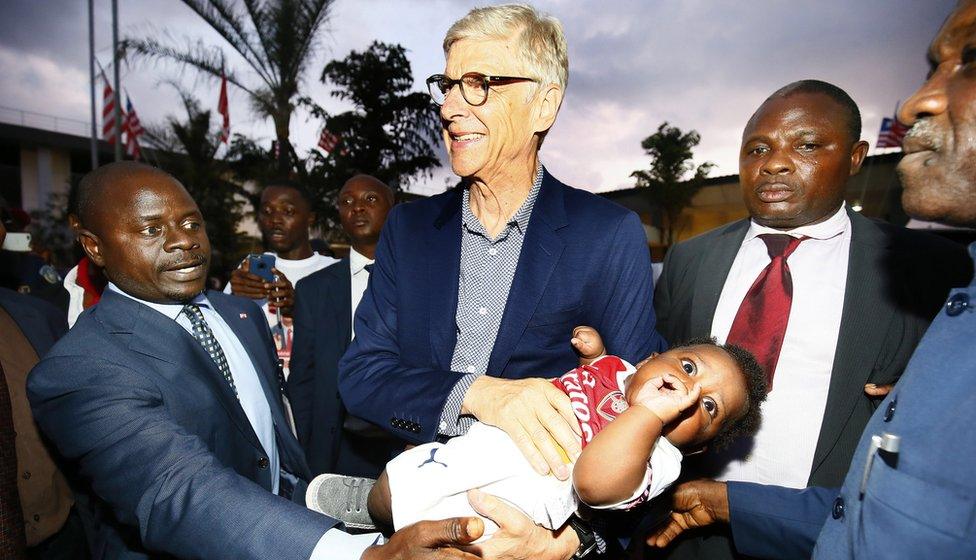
[317,128,340,154]
[876,117,908,149]
[100,69,120,143]
[124,97,144,160]
[218,73,230,144]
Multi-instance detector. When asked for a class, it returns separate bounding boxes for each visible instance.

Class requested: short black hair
[261,180,313,209]
[678,337,767,451]
[767,79,862,144]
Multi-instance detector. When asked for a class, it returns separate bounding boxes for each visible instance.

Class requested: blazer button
[832,497,845,519]
[257,456,270,469]
[883,399,897,422]
[946,293,970,317]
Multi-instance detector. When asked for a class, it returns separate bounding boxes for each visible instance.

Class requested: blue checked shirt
[437,163,544,437]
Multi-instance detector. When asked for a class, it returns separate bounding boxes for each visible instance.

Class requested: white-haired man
[338,4,666,558]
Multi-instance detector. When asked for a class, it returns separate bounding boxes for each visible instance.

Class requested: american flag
[876,117,908,149]
[100,70,121,143]
[218,73,230,144]
[124,97,144,160]
[317,128,340,154]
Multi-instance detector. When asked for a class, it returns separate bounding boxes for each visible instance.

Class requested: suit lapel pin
[240,313,248,319]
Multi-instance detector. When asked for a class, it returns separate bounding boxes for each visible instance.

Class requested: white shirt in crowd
[63,264,85,327]
[348,247,374,340]
[708,203,851,489]
[224,251,338,378]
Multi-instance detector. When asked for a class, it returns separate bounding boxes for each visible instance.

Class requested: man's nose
[440,84,470,121]
[761,149,793,175]
[899,64,949,127]
[167,227,200,251]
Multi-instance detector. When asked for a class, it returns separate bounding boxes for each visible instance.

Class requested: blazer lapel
[428,188,463,370]
[337,259,353,347]
[103,292,265,452]
[487,170,566,376]
[689,220,749,337]
[809,210,893,478]
[207,293,291,447]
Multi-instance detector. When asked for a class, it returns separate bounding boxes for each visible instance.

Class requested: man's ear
[849,140,870,174]
[307,211,317,231]
[532,83,563,135]
[77,228,105,268]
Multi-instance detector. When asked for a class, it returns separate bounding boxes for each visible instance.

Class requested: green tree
[299,41,441,234]
[631,122,715,247]
[144,89,249,275]
[124,0,335,172]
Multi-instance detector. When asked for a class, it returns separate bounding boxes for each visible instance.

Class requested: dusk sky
[0,0,956,195]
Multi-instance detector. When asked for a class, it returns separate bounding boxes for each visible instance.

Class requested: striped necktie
[182,304,238,397]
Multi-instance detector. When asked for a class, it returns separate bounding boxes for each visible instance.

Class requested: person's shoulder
[388,187,462,226]
[671,219,747,253]
[554,178,637,222]
[296,258,348,292]
[859,215,970,261]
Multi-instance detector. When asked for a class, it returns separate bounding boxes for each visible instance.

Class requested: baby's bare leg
[367,469,394,527]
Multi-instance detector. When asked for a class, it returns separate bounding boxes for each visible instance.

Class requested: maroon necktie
[726,234,805,392]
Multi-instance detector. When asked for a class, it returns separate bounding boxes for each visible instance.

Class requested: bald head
[341,174,394,205]
[337,174,394,256]
[77,162,178,234]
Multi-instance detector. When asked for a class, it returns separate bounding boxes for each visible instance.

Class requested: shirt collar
[461,162,544,237]
[349,246,373,275]
[107,282,209,321]
[745,202,850,243]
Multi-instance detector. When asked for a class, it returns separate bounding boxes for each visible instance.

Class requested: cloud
[0,0,959,195]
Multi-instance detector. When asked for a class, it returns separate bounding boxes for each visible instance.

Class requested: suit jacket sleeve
[339,206,469,444]
[727,481,835,559]
[289,277,317,447]
[596,212,668,360]
[28,355,336,560]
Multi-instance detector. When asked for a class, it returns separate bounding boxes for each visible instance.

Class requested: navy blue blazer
[0,286,66,356]
[27,289,336,560]
[290,259,400,477]
[339,169,667,443]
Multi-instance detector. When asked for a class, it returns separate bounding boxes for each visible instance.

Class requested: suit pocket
[525,304,583,328]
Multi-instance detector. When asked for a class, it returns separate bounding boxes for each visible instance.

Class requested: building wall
[19,146,73,213]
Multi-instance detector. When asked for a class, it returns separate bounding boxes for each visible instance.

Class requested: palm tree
[144,87,248,274]
[123,0,335,173]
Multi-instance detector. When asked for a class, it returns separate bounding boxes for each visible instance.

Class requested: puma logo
[418,448,448,469]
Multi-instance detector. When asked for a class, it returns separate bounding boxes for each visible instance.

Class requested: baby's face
[629,344,748,449]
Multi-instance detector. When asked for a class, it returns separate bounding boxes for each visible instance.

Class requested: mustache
[159,253,209,273]
[903,119,942,151]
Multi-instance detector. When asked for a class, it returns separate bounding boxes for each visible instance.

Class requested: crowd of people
[1,2,975,559]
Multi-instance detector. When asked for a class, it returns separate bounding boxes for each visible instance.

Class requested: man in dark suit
[26,162,504,560]
[650,81,971,558]
[340,6,665,558]
[290,174,397,478]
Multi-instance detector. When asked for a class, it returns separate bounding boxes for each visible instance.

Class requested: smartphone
[247,253,276,282]
[1,232,31,252]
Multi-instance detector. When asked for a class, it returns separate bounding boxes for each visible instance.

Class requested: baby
[345,327,765,535]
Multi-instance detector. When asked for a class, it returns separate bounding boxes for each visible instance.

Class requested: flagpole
[88,0,98,169]
[111,0,122,161]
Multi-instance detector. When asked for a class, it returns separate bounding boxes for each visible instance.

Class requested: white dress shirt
[349,247,374,340]
[708,204,851,488]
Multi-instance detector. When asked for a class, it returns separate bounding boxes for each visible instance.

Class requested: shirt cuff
[437,372,481,437]
[309,529,382,559]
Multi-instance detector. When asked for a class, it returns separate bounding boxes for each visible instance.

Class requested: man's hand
[462,376,581,479]
[228,259,272,300]
[463,490,578,560]
[632,375,701,425]
[362,517,484,560]
[267,268,295,317]
[647,480,729,548]
[864,383,894,398]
